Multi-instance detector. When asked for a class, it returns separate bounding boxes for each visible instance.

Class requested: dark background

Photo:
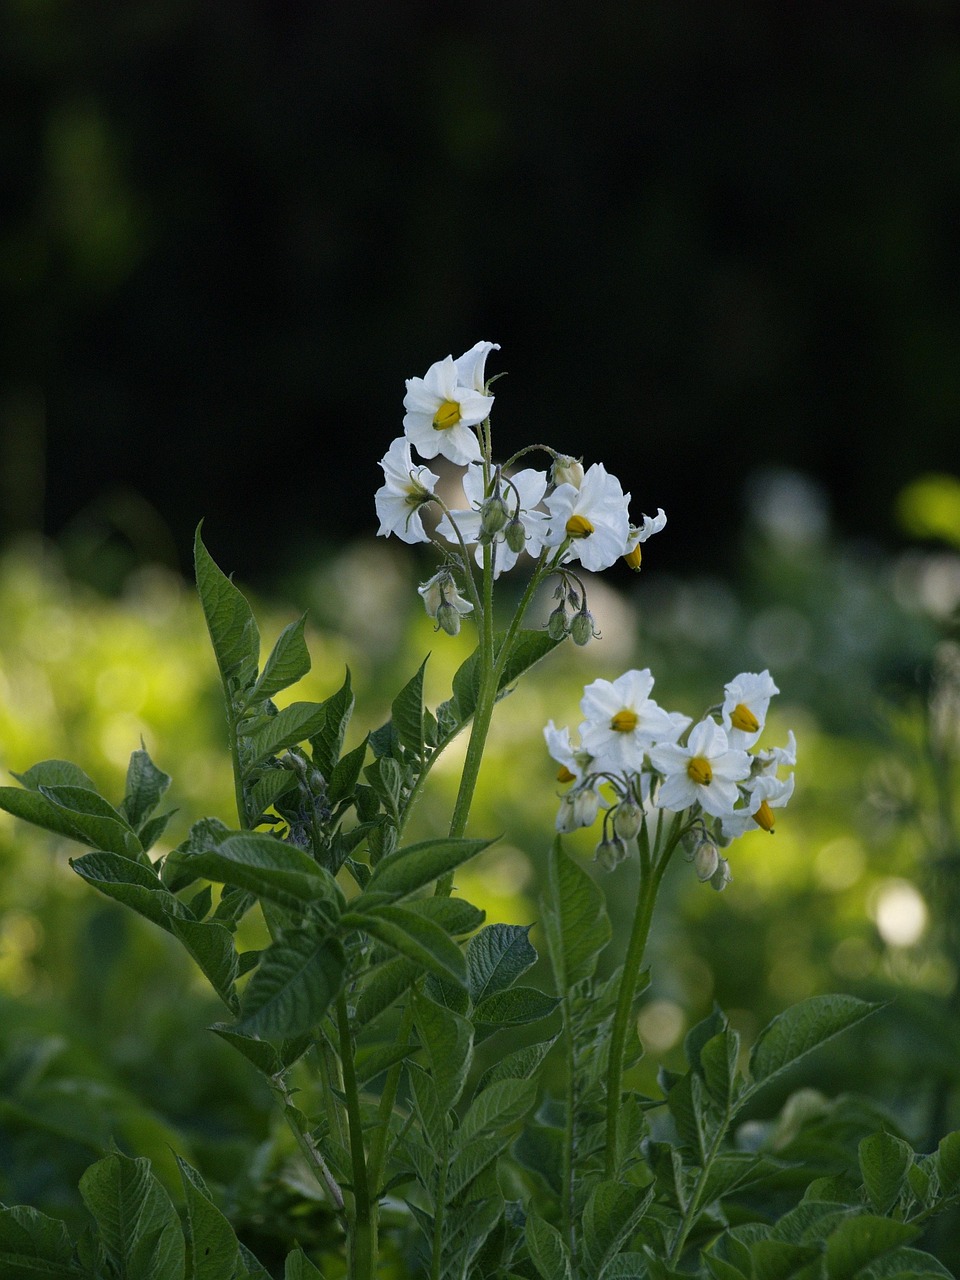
[3,0,959,589]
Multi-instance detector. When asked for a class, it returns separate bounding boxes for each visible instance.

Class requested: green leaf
[413,991,473,1110]
[11,759,98,792]
[328,739,367,806]
[209,1025,282,1077]
[700,1026,742,1109]
[475,1036,558,1093]
[122,747,172,830]
[749,996,881,1089]
[308,670,355,779]
[541,837,611,991]
[247,767,299,821]
[40,785,142,858]
[284,1247,324,1279]
[0,1205,75,1275]
[169,917,240,1010]
[361,836,491,902]
[71,852,191,931]
[824,1215,919,1280]
[391,659,428,758]
[235,933,345,1038]
[601,1255,657,1280]
[457,1078,537,1147]
[405,895,485,936]
[445,630,561,735]
[583,1181,654,1273]
[354,1040,417,1085]
[353,955,419,1027]
[78,1152,185,1280]
[859,1131,913,1215]
[194,525,260,687]
[252,616,311,701]
[525,1211,571,1280]
[245,702,334,765]
[407,1063,447,1156]
[349,903,466,985]
[183,832,343,915]
[936,1129,960,1193]
[750,1240,822,1280]
[473,986,560,1031]
[466,923,538,1003]
[176,1157,242,1280]
[445,1133,511,1202]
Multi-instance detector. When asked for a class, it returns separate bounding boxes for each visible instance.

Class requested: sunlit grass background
[2,469,960,1269]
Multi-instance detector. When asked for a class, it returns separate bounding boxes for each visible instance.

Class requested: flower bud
[436,601,462,636]
[555,794,578,834]
[552,455,585,489]
[613,799,643,841]
[505,517,527,555]
[709,856,733,892]
[570,609,595,647]
[594,834,628,871]
[547,604,569,641]
[480,494,509,537]
[693,837,720,882]
[572,787,601,827]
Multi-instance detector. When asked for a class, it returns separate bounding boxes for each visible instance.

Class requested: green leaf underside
[361,836,491,902]
[466,923,538,1003]
[252,615,311,701]
[78,1153,185,1280]
[194,526,260,685]
[236,933,345,1038]
[749,995,882,1089]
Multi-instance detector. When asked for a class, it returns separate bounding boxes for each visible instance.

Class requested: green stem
[667,1119,729,1267]
[336,992,376,1280]
[561,984,577,1262]
[271,1072,345,1214]
[225,700,249,831]
[430,1130,450,1280]
[366,1003,415,1201]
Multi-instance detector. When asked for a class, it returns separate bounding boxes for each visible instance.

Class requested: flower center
[556,764,577,784]
[610,709,638,733]
[433,400,462,430]
[566,514,595,539]
[687,756,713,786]
[753,799,775,832]
[730,702,760,734]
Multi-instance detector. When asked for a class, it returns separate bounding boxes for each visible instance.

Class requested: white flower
[722,670,779,749]
[578,668,678,773]
[374,438,440,544]
[756,729,797,772]
[453,340,500,392]
[649,719,751,819]
[720,772,796,840]
[544,720,593,785]
[551,455,584,489]
[418,569,473,633]
[623,508,667,571]
[437,463,549,577]
[555,786,602,833]
[543,463,631,572]
[403,353,493,465]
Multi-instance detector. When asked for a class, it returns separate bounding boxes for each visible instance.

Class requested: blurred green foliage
[2,479,960,1265]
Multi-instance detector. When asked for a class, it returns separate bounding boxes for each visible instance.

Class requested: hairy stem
[336,992,376,1280]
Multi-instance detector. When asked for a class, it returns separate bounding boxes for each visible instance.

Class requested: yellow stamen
[753,799,775,832]
[433,400,462,430]
[687,756,713,786]
[610,709,638,733]
[566,514,595,539]
[556,765,576,784]
[623,545,642,572]
[730,702,760,734]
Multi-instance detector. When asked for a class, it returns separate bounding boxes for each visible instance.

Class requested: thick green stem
[336,992,376,1280]
[667,1119,728,1266]
[604,839,661,1178]
[560,987,577,1262]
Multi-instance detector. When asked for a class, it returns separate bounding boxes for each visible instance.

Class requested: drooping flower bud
[594,834,628,871]
[436,600,463,636]
[552,455,585,489]
[479,494,509,538]
[504,517,527,555]
[547,604,569,641]
[693,837,720,882]
[709,856,733,892]
[570,608,596,647]
[613,799,643,841]
[572,787,601,828]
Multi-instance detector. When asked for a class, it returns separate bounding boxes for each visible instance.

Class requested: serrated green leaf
[195,526,260,687]
[78,1152,185,1280]
[859,1131,913,1215]
[328,738,367,806]
[475,1036,558,1093]
[583,1180,654,1272]
[170,917,239,1010]
[413,991,473,1111]
[525,1211,570,1280]
[308,671,355,779]
[235,933,345,1038]
[936,1129,960,1193]
[466,923,538,1003]
[122,748,172,830]
[349,903,466,984]
[176,1156,242,1280]
[541,837,611,992]
[245,702,334,766]
[473,986,560,1030]
[183,833,342,915]
[0,1205,74,1271]
[824,1214,919,1280]
[251,616,311,702]
[392,659,428,758]
[40,784,142,858]
[361,836,491,902]
[749,996,881,1089]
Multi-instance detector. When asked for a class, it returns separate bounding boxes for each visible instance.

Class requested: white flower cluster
[545,668,796,886]
[374,343,666,622]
